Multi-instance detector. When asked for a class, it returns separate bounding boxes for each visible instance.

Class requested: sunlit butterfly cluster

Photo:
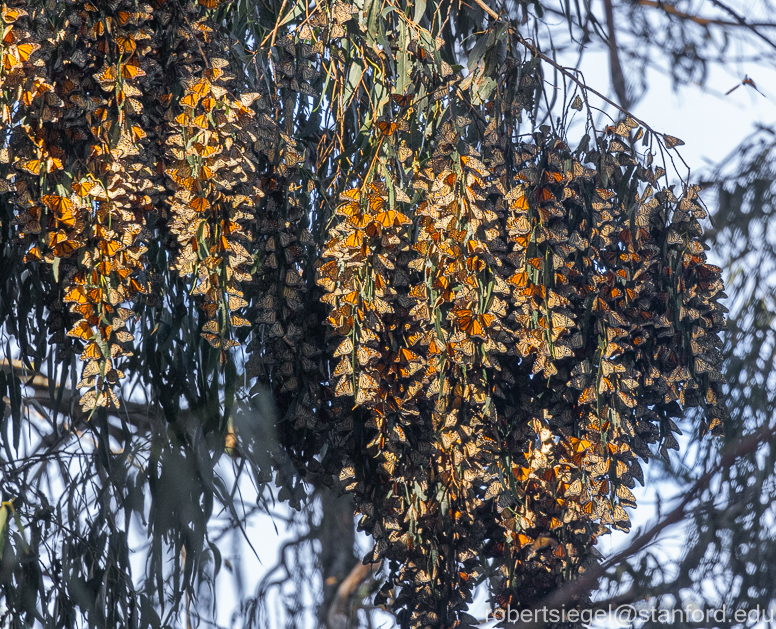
[0,0,282,404]
[315,26,726,625]
[1,0,171,410]
[164,43,266,362]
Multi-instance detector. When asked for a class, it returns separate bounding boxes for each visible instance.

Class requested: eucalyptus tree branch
[326,561,381,629]
[706,0,776,50]
[470,0,500,21]
[0,358,165,454]
[632,0,776,28]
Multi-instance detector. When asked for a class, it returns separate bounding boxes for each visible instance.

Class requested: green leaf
[343,57,364,108]
[467,34,489,70]
[412,0,426,24]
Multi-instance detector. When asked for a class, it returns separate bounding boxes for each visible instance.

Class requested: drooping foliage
[0,0,729,627]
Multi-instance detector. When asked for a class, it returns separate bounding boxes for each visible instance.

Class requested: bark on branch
[326,561,381,629]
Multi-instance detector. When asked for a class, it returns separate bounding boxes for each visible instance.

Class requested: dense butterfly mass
[318,90,727,623]
[0,0,726,626]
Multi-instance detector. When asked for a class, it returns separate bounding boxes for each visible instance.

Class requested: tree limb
[632,0,776,28]
[1,358,162,453]
[706,0,776,50]
[326,561,381,629]
[470,0,501,21]
[603,0,630,109]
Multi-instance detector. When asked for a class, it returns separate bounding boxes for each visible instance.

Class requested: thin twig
[632,0,776,28]
[512,31,691,175]
[706,0,776,50]
[471,0,500,21]
[181,13,211,70]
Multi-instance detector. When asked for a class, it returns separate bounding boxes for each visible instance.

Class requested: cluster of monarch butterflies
[1,0,727,625]
[316,28,727,627]
[164,38,265,362]
[4,0,167,409]
[0,0,288,411]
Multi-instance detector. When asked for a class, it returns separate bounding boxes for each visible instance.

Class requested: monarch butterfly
[345,212,370,229]
[18,159,41,175]
[114,329,135,343]
[565,478,583,497]
[121,59,145,79]
[374,210,410,227]
[16,42,39,62]
[181,92,200,108]
[398,348,419,363]
[185,196,209,213]
[596,376,614,394]
[228,294,248,309]
[408,283,428,300]
[82,342,103,360]
[505,270,527,288]
[357,346,380,366]
[390,425,407,444]
[333,356,353,376]
[332,1,356,23]
[578,386,596,405]
[376,120,398,136]
[193,114,209,130]
[616,484,636,505]
[77,361,102,383]
[96,240,121,257]
[52,239,81,257]
[662,134,684,149]
[551,312,574,331]
[344,230,363,249]
[359,328,379,344]
[617,390,636,408]
[358,372,379,390]
[210,84,228,99]
[535,187,555,202]
[67,320,93,341]
[612,503,630,524]
[94,65,117,87]
[116,9,135,25]
[197,320,217,335]
[333,337,354,357]
[188,81,210,98]
[200,332,222,348]
[79,390,98,412]
[42,194,76,224]
[369,297,392,315]
[460,155,489,176]
[391,93,413,108]
[115,35,136,54]
[455,339,476,356]
[2,7,27,22]
[330,289,355,307]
